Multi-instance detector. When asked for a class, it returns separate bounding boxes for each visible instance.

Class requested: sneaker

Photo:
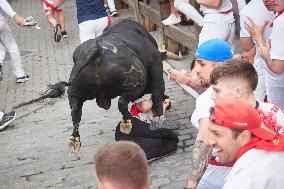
[0,111,16,131]
[162,13,181,25]
[54,24,62,42]
[110,10,118,17]
[0,64,3,81]
[105,6,111,15]
[16,75,30,83]
[61,31,68,38]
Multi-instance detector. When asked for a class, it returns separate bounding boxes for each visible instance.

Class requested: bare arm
[186,117,212,188]
[196,0,222,9]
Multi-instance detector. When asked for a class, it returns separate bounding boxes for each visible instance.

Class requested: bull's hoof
[120,119,132,134]
[69,136,81,154]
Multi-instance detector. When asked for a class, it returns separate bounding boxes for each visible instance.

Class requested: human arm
[0,0,24,26]
[195,0,222,9]
[135,99,154,113]
[186,117,212,189]
[169,71,192,86]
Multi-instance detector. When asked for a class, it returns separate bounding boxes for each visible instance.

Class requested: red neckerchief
[130,104,141,117]
[41,0,57,11]
[270,9,284,27]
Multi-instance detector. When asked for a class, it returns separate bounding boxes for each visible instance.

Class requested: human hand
[13,14,25,27]
[258,40,271,61]
[241,47,256,64]
[245,17,268,44]
[169,70,190,85]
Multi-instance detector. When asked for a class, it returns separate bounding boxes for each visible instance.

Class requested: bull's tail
[13,81,71,109]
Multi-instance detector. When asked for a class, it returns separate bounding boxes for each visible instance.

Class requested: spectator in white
[180,39,233,189]
[94,141,150,189]
[104,0,117,17]
[236,0,247,11]
[239,0,274,102]
[208,99,284,189]
[162,0,182,25]
[174,0,235,47]
[245,0,284,109]
[0,111,16,131]
[57,0,110,44]
[0,0,29,83]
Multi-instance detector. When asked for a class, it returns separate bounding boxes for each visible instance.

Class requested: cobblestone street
[0,1,197,188]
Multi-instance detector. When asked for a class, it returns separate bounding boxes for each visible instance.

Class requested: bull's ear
[70,39,100,83]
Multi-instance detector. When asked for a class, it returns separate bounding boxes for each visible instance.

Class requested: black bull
[68,19,165,152]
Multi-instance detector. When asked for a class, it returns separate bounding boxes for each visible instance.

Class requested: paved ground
[0,1,198,188]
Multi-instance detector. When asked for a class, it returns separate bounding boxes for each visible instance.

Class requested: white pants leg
[0,20,25,78]
[174,0,204,27]
[79,16,109,44]
[0,111,4,120]
[198,22,235,48]
[266,85,284,109]
[197,164,232,189]
[0,40,6,65]
[107,0,116,12]
[253,63,266,102]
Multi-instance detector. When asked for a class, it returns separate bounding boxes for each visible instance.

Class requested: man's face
[263,0,274,11]
[195,59,217,86]
[272,0,284,11]
[208,122,243,163]
[211,79,235,101]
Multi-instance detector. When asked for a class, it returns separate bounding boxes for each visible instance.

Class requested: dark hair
[245,0,252,4]
[94,141,148,189]
[190,58,196,71]
[163,94,171,110]
[210,60,258,91]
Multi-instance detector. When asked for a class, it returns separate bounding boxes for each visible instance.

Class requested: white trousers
[0,19,25,78]
[107,0,116,12]
[0,111,3,120]
[197,164,232,189]
[198,22,235,47]
[174,0,204,27]
[79,16,109,44]
[253,63,266,102]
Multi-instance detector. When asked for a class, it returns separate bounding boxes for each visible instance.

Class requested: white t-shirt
[268,13,284,87]
[201,0,234,24]
[237,0,247,11]
[0,0,16,21]
[239,0,274,70]
[191,86,214,129]
[259,101,284,133]
[223,149,284,189]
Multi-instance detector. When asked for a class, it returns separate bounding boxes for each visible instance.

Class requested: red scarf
[41,0,57,11]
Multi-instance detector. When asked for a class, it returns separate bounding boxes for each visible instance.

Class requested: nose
[208,132,216,146]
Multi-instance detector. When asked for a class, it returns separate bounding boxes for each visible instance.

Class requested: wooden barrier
[119,0,199,54]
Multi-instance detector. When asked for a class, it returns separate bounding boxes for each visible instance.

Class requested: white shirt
[237,0,246,11]
[239,0,274,70]
[223,149,284,189]
[191,86,214,129]
[259,101,284,133]
[268,13,284,87]
[0,0,16,21]
[201,0,234,24]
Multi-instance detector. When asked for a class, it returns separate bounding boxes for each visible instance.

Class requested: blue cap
[195,39,233,62]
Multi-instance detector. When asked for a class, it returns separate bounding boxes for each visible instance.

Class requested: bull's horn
[159,49,183,61]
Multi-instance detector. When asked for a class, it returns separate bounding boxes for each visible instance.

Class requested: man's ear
[239,130,252,146]
[233,88,242,98]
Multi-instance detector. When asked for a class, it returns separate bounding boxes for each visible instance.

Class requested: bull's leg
[69,95,84,153]
[118,96,133,134]
[150,69,165,117]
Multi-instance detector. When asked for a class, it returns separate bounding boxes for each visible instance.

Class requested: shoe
[16,75,30,83]
[105,6,111,15]
[61,31,68,38]
[0,111,16,131]
[110,10,118,17]
[0,64,3,81]
[162,13,181,25]
[54,24,62,42]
